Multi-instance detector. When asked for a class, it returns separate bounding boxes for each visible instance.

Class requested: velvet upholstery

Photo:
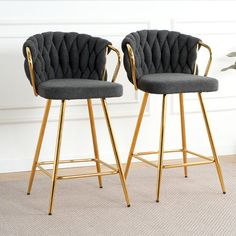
[138,73,218,94]
[122,30,218,94]
[122,30,200,84]
[37,79,123,100]
[23,32,123,99]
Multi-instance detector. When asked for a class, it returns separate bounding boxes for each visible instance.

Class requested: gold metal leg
[198,93,226,194]
[27,100,51,195]
[101,99,131,207]
[87,99,103,188]
[179,93,188,177]
[125,92,149,179]
[156,95,167,202]
[48,100,66,215]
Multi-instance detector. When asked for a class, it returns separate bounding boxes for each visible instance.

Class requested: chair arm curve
[198,41,212,77]
[26,47,38,96]
[126,44,138,90]
[107,45,121,83]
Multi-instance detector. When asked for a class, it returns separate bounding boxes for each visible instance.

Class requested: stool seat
[38,79,123,99]
[138,73,218,94]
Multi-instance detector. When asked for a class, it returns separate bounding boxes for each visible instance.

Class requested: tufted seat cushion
[138,73,218,94]
[37,79,123,99]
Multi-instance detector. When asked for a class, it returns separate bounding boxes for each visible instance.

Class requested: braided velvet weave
[23,32,123,99]
[23,32,111,87]
[122,30,200,84]
[122,30,218,94]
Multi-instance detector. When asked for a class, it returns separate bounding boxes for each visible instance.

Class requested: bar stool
[23,32,130,214]
[122,30,226,202]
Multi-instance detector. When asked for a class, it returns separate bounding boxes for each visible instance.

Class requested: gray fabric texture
[138,73,218,94]
[37,79,123,99]
[23,32,111,93]
[122,30,200,85]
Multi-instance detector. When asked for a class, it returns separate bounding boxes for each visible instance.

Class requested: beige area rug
[0,159,236,236]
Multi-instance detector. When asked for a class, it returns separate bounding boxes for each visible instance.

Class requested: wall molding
[0,19,151,37]
[0,91,151,124]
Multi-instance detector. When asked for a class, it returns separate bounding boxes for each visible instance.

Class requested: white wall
[0,1,236,173]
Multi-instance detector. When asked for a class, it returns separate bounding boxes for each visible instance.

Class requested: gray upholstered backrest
[23,32,111,87]
[122,30,200,84]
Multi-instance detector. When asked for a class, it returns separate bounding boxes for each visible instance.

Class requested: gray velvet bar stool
[122,30,226,202]
[23,32,130,215]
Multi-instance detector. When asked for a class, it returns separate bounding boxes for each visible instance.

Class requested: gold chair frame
[26,45,130,215]
[124,41,226,202]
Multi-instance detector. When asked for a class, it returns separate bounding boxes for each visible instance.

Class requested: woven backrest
[122,30,200,84]
[23,32,111,87]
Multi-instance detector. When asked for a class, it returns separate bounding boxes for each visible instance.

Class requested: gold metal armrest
[126,44,138,90]
[26,47,38,96]
[198,41,212,77]
[107,45,121,83]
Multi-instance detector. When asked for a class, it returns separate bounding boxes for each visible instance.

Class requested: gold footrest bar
[38,158,94,165]
[37,158,119,180]
[132,149,215,169]
[134,156,214,169]
[57,170,119,180]
[38,158,118,171]
[163,160,214,169]
[133,149,183,157]
[186,150,213,161]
